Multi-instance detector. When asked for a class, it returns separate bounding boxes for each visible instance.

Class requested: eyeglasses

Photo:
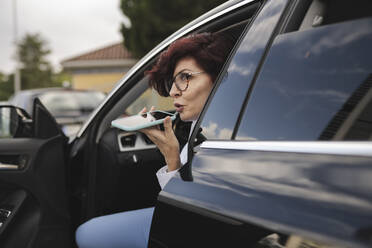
[167,71,205,93]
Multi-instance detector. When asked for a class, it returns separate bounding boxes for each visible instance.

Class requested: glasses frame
[167,71,205,93]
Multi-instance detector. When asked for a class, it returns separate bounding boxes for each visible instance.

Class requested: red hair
[146,32,234,96]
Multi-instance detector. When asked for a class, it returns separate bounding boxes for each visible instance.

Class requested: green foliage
[18,33,55,90]
[19,33,51,70]
[0,33,72,100]
[53,71,71,87]
[120,0,227,58]
[0,73,13,101]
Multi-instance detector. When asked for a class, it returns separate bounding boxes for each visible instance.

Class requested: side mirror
[0,106,32,138]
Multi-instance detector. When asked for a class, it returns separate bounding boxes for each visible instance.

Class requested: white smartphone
[111,110,177,131]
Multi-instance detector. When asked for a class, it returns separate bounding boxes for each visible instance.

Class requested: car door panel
[0,100,70,247]
[152,146,372,247]
[0,135,70,248]
[94,128,163,216]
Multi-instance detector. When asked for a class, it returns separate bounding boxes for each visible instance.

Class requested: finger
[141,125,159,135]
[139,107,147,115]
[143,129,161,144]
[139,126,153,135]
[140,125,156,135]
[163,116,173,136]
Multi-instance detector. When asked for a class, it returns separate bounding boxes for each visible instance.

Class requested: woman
[76,32,234,248]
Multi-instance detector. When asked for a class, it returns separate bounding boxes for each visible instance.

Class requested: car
[0,0,371,247]
[8,87,106,138]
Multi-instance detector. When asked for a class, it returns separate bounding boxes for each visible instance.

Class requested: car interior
[283,0,372,33]
[69,1,260,231]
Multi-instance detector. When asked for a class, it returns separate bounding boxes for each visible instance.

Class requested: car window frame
[234,7,372,142]
[191,0,291,146]
[195,0,372,158]
[77,0,261,139]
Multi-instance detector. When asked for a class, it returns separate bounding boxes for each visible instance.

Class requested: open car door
[0,99,71,248]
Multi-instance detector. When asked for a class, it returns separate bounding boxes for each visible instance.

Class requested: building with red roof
[61,42,137,93]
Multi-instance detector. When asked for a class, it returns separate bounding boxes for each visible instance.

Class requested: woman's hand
[139,107,180,171]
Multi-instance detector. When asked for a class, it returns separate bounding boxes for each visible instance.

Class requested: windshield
[38,91,106,115]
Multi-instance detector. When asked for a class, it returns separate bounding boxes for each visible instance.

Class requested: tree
[0,72,13,101]
[17,33,60,90]
[0,33,69,101]
[120,0,227,58]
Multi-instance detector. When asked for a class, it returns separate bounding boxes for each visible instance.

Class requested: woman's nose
[169,83,181,98]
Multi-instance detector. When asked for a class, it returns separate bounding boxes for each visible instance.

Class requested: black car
[0,0,372,247]
[8,88,106,137]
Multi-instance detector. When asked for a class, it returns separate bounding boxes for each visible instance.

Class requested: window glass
[0,108,13,138]
[9,92,33,114]
[295,0,372,32]
[317,0,372,27]
[39,91,106,115]
[236,18,372,141]
[255,233,349,248]
[125,87,173,116]
[199,0,288,140]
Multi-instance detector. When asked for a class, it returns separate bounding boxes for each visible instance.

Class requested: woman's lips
[174,103,184,112]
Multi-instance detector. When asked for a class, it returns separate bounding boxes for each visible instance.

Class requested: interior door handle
[0,155,27,170]
[0,164,19,170]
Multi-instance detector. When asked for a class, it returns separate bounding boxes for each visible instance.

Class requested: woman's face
[169,56,213,121]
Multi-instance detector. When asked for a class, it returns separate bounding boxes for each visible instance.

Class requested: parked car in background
[8,88,106,137]
[0,0,371,247]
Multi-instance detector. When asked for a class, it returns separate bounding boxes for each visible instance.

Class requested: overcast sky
[0,0,130,74]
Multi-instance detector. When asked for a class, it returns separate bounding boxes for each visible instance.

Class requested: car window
[0,108,14,138]
[125,87,173,116]
[39,91,106,115]
[253,232,348,248]
[199,0,288,140]
[9,91,33,114]
[236,15,372,140]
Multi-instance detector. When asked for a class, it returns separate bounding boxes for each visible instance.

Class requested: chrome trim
[0,164,19,170]
[117,132,156,152]
[77,0,255,138]
[200,141,372,157]
[0,209,11,218]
